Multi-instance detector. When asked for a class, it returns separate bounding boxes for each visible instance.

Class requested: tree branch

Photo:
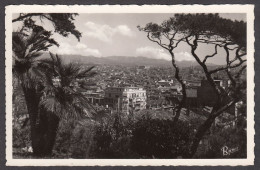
[235,65,247,79]
[223,43,238,89]
[189,99,236,158]
[12,13,43,23]
[172,37,185,49]
[170,51,187,124]
[185,36,194,47]
[186,35,222,102]
[202,44,219,64]
[147,33,169,50]
[209,59,246,74]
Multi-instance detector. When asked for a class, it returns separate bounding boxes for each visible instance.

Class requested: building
[184,87,200,108]
[178,79,228,108]
[184,80,201,87]
[83,92,104,106]
[197,80,219,106]
[197,79,229,107]
[157,79,173,87]
[104,86,147,114]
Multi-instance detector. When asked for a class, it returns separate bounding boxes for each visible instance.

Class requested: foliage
[39,53,97,120]
[53,119,95,158]
[201,107,247,159]
[174,13,246,48]
[13,13,81,41]
[13,107,246,159]
[13,117,31,151]
[139,13,246,48]
[131,116,194,158]
[91,112,194,159]
[90,113,137,158]
[12,27,58,82]
[204,127,246,158]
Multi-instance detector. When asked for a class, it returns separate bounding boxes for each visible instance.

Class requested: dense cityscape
[79,64,243,115]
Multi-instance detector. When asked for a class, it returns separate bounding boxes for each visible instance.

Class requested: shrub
[91,112,194,158]
[13,116,31,157]
[131,115,193,158]
[53,119,95,158]
[90,113,138,158]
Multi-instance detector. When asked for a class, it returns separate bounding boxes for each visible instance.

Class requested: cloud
[135,46,171,60]
[83,48,102,57]
[136,47,194,62]
[56,42,102,57]
[84,22,134,42]
[75,43,87,49]
[175,52,194,61]
[116,25,133,36]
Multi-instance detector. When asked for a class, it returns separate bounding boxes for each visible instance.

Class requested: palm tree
[12,26,59,156]
[37,53,97,155]
[13,26,97,156]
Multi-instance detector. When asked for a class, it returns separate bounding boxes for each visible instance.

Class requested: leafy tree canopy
[39,53,97,120]
[13,13,82,41]
[13,26,58,77]
[174,14,246,48]
[139,13,246,49]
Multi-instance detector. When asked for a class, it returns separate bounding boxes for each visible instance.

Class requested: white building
[104,86,146,114]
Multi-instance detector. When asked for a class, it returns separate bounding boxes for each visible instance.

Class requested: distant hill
[40,53,216,67]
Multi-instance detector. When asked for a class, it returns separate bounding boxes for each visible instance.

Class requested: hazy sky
[13,13,246,65]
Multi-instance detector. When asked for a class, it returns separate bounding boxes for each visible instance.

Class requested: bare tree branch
[186,35,223,103]
[172,37,186,49]
[209,59,246,74]
[169,51,187,123]
[147,33,169,50]
[202,44,219,64]
[12,13,43,22]
[235,65,247,79]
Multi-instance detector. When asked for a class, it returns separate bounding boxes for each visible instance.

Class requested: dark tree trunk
[22,86,44,156]
[188,114,216,158]
[187,100,235,158]
[40,110,60,156]
[187,101,222,158]
[169,51,187,124]
[22,86,60,157]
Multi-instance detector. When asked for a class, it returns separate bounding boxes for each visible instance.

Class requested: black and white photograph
[5,5,255,166]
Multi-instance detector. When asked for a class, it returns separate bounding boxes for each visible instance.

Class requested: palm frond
[39,53,98,121]
[75,66,96,79]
